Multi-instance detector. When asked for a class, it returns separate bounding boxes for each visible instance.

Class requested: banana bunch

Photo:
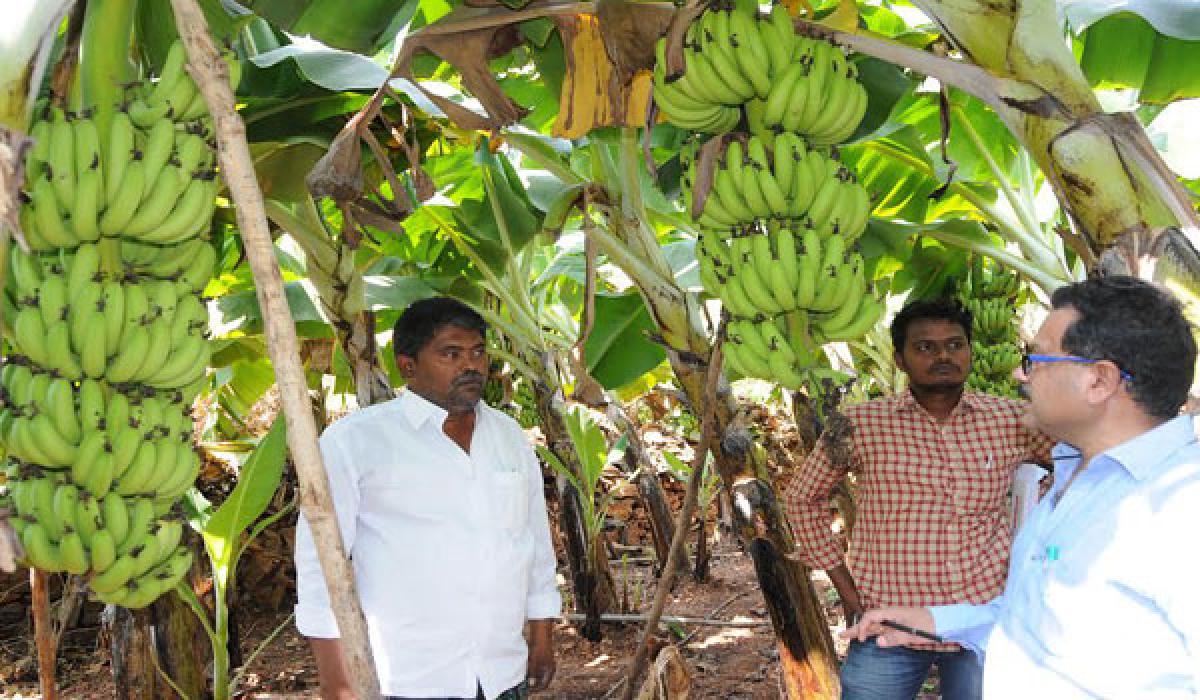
[697,219,883,332]
[6,459,194,608]
[682,134,870,239]
[21,50,224,252]
[961,256,1021,300]
[753,36,868,146]
[1,38,227,608]
[4,245,213,395]
[971,342,1021,378]
[724,310,820,389]
[963,297,1017,343]
[652,2,796,133]
[959,258,1023,398]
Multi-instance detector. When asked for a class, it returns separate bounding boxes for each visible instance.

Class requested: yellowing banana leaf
[551,14,654,138]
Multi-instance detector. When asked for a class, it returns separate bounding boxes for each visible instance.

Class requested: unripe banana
[37,272,66,330]
[794,227,822,309]
[102,492,130,549]
[30,176,78,248]
[72,155,103,243]
[727,9,771,99]
[124,165,184,236]
[98,157,145,235]
[45,321,83,380]
[21,522,64,572]
[140,112,177,188]
[59,531,89,575]
[88,553,136,594]
[74,492,104,548]
[89,529,117,573]
[47,109,76,210]
[70,430,108,489]
[45,377,81,446]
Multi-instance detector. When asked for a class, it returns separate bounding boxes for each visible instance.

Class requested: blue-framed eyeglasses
[1020,352,1134,382]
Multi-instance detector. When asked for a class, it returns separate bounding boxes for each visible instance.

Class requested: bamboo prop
[564,613,767,627]
[618,327,724,700]
[31,569,56,700]
[165,1,382,697]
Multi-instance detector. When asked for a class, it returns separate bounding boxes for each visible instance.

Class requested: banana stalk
[263,198,393,408]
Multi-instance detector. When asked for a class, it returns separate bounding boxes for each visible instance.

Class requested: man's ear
[894,350,908,374]
[1085,361,1124,404]
[397,354,415,378]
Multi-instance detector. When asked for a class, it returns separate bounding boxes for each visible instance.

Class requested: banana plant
[505,125,842,696]
[177,415,291,700]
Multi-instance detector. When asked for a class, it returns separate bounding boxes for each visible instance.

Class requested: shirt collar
[398,389,450,430]
[1098,414,1196,481]
[894,388,979,415]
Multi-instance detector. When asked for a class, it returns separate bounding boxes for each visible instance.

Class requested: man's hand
[841,606,935,648]
[526,619,556,692]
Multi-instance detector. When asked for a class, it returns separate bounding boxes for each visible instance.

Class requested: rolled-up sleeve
[294,431,360,638]
[783,430,851,572]
[521,438,561,619]
[930,596,1004,656]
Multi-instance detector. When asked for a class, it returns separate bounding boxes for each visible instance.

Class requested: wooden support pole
[165,2,382,697]
[619,332,723,700]
[31,569,56,700]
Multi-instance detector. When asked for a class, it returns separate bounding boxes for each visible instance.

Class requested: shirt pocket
[491,470,529,533]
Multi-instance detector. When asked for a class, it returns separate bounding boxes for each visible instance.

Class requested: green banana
[103,491,130,548]
[98,157,145,235]
[47,109,76,210]
[74,492,103,548]
[30,176,78,248]
[89,529,117,573]
[45,377,80,446]
[21,522,64,572]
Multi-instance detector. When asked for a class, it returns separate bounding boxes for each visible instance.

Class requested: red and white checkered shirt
[783,390,1052,647]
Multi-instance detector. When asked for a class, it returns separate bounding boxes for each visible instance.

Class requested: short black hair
[393,297,487,359]
[890,298,973,351]
[1051,275,1195,419]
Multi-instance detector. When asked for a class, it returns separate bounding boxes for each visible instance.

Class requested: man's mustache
[932,363,959,372]
[453,371,485,386]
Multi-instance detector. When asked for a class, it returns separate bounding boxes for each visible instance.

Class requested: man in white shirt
[294,297,561,700]
[844,276,1200,698]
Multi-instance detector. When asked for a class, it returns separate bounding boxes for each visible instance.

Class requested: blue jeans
[841,638,982,700]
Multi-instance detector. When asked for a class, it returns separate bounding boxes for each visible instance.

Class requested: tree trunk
[343,311,395,407]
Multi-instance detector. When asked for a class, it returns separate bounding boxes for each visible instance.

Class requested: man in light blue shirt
[846,276,1200,698]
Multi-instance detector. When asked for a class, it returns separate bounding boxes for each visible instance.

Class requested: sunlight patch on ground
[688,619,758,649]
[585,654,611,668]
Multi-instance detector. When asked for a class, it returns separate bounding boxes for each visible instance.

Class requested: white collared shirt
[294,390,562,699]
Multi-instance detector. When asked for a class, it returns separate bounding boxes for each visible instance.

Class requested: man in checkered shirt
[783,298,1052,699]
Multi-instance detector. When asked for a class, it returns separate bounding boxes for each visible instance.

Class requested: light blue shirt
[932,415,1200,698]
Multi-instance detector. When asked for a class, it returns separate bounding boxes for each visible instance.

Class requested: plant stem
[79,0,137,147]
[952,105,1065,276]
[504,131,583,185]
[919,227,1066,293]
